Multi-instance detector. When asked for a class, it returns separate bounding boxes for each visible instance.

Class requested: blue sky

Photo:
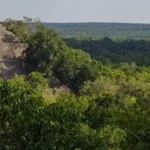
[0,0,150,23]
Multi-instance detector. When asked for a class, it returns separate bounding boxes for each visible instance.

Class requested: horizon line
[43,21,150,25]
[1,18,150,25]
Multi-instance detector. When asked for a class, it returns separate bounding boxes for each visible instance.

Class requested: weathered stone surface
[0,24,28,78]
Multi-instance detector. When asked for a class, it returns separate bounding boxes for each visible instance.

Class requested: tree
[26,25,67,76]
[55,48,101,90]
[3,17,41,42]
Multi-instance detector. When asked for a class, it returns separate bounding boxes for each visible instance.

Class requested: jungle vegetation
[0,18,150,150]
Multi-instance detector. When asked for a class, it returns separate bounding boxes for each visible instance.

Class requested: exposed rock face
[0,24,70,92]
[0,24,28,78]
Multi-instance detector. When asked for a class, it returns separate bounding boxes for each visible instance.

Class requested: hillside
[1,18,150,150]
[0,23,70,92]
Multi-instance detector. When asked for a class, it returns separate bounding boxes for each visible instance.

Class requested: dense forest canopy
[0,18,150,150]
[65,38,150,66]
[46,22,150,66]
[45,22,150,40]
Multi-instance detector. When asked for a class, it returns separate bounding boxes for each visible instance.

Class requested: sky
[0,0,150,23]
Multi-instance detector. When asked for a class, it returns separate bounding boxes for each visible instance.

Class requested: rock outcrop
[0,24,70,92]
[0,24,28,78]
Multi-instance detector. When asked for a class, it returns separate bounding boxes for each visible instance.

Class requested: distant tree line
[45,22,150,40]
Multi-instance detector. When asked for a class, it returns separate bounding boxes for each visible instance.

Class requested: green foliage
[0,76,127,150]
[25,24,101,90]
[1,18,150,149]
[1,69,150,149]
[65,38,150,66]
[45,22,150,40]
[55,48,101,89]
[3,17,41,42]
[100,125,126,150]
[0,79,47,149]
[26,25,67,76]
[27,72,48,92]
[79,76,119,96]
